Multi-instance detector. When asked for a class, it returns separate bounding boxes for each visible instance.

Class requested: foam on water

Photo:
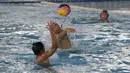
[0,2,130,73]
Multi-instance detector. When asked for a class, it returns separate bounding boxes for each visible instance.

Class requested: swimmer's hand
[64,28,76,34]
[46,21,55,32]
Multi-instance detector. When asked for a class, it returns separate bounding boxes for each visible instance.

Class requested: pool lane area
[0,2,130,73]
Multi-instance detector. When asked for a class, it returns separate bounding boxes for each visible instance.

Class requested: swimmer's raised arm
[45,21,58,57]
[35,22,58,63]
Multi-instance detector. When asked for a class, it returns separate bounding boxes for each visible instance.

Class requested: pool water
[0,3,130,73]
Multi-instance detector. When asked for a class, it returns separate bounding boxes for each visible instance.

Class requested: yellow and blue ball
[57,4,71,17]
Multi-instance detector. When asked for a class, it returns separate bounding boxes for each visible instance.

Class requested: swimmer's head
[100,10,109,21]
[32,42,45,55]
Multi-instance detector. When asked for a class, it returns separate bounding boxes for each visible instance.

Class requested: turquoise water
[0,3,130,73]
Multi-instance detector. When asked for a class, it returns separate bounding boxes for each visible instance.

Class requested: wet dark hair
[102,10,108,13]
[32,42,45,55]
[100,10,109,18]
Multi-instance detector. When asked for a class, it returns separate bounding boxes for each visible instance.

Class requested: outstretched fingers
[46,21,56,32]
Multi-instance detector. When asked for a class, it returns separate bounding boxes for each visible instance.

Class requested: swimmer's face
[54,24,62,34]
[100,12,108,21]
